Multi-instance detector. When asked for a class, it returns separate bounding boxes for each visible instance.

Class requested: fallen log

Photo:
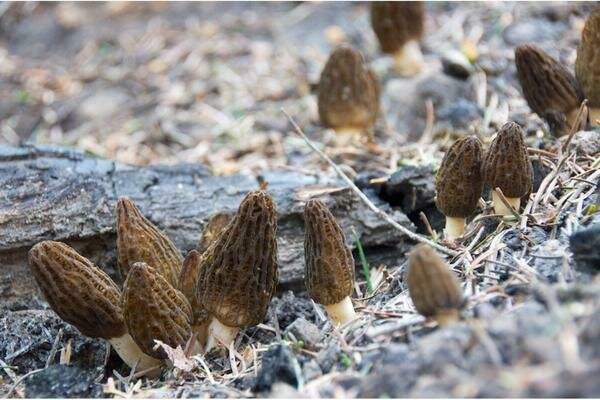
[0,144,414,310]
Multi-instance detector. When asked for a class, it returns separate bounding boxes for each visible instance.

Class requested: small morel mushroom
[435,136,484,240]
[371,1,425,76]
[482,122,533,216]
[197,212,233,253]
[515,44,584,135]
[407,244,464,326]
[317,44,380,138]
[576,8,600,126]
[197,190,278,352]
[122,262,197,359]
[117,197,182,287]
[179,250,210,348]
[28,241,161,374]
[304,199,356,326]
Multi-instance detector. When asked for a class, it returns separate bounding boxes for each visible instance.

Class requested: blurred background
[0,2,594,175]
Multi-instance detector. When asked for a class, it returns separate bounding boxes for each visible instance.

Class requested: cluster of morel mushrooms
[27,3,600,380]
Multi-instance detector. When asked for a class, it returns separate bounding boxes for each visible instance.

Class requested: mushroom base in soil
[109,333,162,377]
[323,296,356,326]
[444,217,466,240]
[333,126,364,137]
[392,40,424,76]
[433,309,461,327]
[492,191,521,216]
[204,317,240,352]
[589,108,600,126]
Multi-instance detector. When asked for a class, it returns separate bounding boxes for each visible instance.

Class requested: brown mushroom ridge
[197,190,278,328]
[317,44,380,133]
[576,9,600,108]
[370,2,424,54]
[122,262,192,359]
[117,197,183,287]
[515,44,583,133]
[407,244,463,319]
[28,241,125,339]
[197,212,233,253]
[482,122,533,199]
[304,199,354,305]
[435,136,484,218]
[180,250,210,327]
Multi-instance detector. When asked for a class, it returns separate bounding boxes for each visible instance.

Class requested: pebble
[284,318,322,350]
[24,364,102,398]
[570,224,600,276]
[253,343,303,392]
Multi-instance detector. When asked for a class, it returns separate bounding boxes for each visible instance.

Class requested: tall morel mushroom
[576,8,600,126]
[317,44,380,139]
[117,197,183,287]
[371,1,425,76]
[122,262,197,359]
[515,44,584,135]
[482,122,533,216]
[196,190,278,352]
[435,136,484,240]
[179,250,210,348]
[28,241,161,375]
[304,199,356,326]
[197,212,233,253]
[407,244,464,326]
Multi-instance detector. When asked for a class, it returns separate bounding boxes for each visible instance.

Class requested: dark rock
[315,340,340,374]
[570,224,600,275]
[253,344,302,392]
[24,364,103,398]
[353,170,387,193]
[283,318,321,350]
[381,165,436,214]
[441,50,474,80]
[560,130,600,157]
[437,99,483,131]
[273,291,316,331]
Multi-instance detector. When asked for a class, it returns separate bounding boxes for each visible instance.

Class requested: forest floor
[0,2,599,398]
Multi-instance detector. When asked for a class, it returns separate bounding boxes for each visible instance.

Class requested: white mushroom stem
[491,191,520,216]
[324,296,356,326]
[434,309,460,327]
[193,320,211,351]
[204,317,240,353]
[392,40,424,77]
[589,108,600,127]
[444,217,465,240]
[109,333,162,377]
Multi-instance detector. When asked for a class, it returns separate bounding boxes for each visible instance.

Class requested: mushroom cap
[515,44,583,120]
[407,244,463,318]
[303,199,355,305]
[117,197,182,287]
[122,262,192,359]
[317,44,380,132]
[435,136,484,218]
[482,121,533,199]
[575,9,600,107]
[28,241,125,339]
[197,190,278,328]
[197,212,233,253]
[179,250,210,326]
[370,1,425,54]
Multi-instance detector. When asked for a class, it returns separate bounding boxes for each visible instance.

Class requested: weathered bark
[0,144,414,310]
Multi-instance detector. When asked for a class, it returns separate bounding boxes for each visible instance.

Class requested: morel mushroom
[407,244,463,326]
[304,199,356,326]
[28,241,161,374]
[197,212,233,253]
[122,262,197,359]
[435,136,484,240]
[317,44,380,138]
[196,190,278,352]
[576,8,600,126]
[482,122,533,216]
[371,1,425,76]
[117,197,182,287]
[515,44,584,135]
[179,250,210,348]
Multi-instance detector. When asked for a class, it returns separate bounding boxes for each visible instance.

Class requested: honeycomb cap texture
[304,199,355,305]
[122,262,192,359]
[117,197,183,287]
[482,122,533,199]
[196,190,278,328]
[317,44,380,132]
[435,136,484,218]
[371,1,425,53]
[407,244,463,317]
[28,241,125,339]
[179,250,210,326]
[515,44,583,119]
[576,9,600,107]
